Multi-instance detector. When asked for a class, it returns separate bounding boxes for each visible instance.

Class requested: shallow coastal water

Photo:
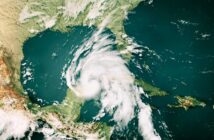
[125,0,214,139]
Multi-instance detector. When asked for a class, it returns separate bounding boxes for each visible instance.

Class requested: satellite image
[0,0,214,139]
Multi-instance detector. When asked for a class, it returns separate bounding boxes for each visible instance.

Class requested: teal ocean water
[125,0,214,139]
[20,0,214,139]
[21,26,95,105]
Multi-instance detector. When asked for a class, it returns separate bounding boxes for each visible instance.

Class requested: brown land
[0,0,31,92]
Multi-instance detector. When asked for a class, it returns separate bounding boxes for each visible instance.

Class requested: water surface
[21,26,95,105]
[125,0,214,139]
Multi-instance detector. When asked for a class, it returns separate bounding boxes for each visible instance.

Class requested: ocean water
[20,26,160,139]
[124,0,214,139]
[21,26,96,105]
[20,0,214,139]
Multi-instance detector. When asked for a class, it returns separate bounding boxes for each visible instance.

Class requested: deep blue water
[20,0,214,139]
[125,0,214,139]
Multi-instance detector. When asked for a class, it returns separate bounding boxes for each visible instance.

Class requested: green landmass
[168,96,206,110]
[135,79,169,97]
[1,0,210,139]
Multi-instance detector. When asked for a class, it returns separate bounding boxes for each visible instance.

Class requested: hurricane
[65,28,161,140]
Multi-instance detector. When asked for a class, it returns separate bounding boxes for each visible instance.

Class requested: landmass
[135,79,169,97]
[0,0,210,139]
[168,96,206,110]
[0,0,142,138]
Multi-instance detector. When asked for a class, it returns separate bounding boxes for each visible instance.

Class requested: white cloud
[66,28,161,139]
[0,109,36,139]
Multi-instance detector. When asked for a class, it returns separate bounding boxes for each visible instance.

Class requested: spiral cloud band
[65,29,161,140]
